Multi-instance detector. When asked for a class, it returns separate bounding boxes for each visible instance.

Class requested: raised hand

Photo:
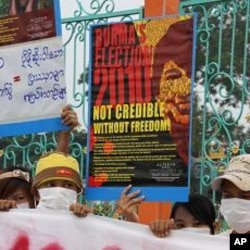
[116,185,145,223]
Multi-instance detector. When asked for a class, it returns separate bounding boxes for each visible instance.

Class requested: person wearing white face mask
[32,151,93,217]
[212,154,250,235]
[0,105,81,212]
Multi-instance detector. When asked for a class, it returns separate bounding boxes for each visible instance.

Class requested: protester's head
[33,152,82,191]
[33,152,83,210]
[212,154,250,234]
[170,194,216,234]
[0,166,35,208]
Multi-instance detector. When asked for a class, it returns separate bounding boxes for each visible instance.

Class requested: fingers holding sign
[61,104,80,131]
[69,203,93,217]
[0,200,17,211]
[149,219,174,237]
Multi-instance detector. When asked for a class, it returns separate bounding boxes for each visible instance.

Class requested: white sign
[0,37,67,136]
[0,210,229,250]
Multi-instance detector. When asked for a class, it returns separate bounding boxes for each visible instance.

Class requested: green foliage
[190,94,203,157]
[39,0,54,9]
[0,0,10,17]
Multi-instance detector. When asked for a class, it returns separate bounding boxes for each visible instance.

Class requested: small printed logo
[230,234,250,250]
[56,169,73,177]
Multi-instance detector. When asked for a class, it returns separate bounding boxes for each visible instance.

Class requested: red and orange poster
[86,15,197,201]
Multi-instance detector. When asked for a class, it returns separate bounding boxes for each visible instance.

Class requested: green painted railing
[180,0,249,228]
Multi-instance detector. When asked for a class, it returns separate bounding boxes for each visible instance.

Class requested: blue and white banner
[0,0,66,137]
[0,36,67,136]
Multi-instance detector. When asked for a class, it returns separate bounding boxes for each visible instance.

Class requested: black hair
[0,166,35,208]
[170,194,216,234]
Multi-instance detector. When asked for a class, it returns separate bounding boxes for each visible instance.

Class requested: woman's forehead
[174,206,195,220]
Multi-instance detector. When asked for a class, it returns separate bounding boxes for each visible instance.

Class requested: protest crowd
[0,106,249,249]
[0,1,249,250]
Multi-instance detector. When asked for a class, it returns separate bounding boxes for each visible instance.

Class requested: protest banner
[0,0,67,137]
[0,210,229,250]
[86,14,197,201]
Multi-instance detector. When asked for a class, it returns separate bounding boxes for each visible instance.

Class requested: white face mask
[16,202,30,209]
[37,187,77,211]
[220,198,250,234]
[179,227,210,235]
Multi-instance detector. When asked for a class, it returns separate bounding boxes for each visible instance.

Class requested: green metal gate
[180,0,250,204]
